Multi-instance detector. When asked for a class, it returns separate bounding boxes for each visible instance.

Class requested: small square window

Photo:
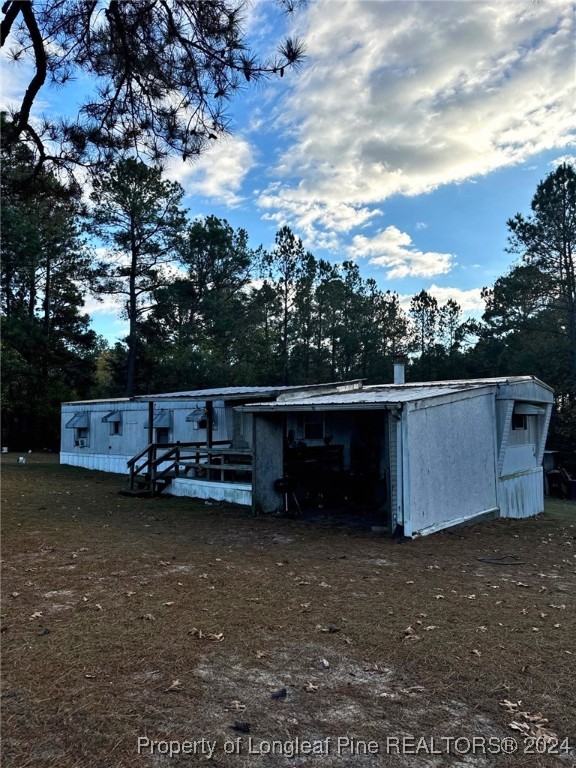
[512,413,527,430]
[304,413,324,441]
[156,427,170,444]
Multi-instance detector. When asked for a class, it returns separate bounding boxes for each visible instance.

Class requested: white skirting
[60,453,252,506]
[60,452,129,475]
[498,467,544,518]
[169,477,252,506]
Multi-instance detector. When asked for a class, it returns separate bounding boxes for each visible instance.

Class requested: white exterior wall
[496,398,552,519]
[404,392,499,537]
[60,399,230,474]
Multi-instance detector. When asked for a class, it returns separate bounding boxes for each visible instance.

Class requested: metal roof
[62,397,131,406]
[62,376,551,409]
[133,380,364,402]
[237,376,552,413]
[381,375,553,391]
[237,384,486,412]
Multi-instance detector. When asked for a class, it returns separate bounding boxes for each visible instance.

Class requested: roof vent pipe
[393,360,405,385]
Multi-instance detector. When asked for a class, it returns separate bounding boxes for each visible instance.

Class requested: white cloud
[82,293,124,318]
[398,285,485,314]
[348,226,453,279]
[164,135,255,207]
[258,0,575,241]
[550,154,576,168]
[426,284,484,313]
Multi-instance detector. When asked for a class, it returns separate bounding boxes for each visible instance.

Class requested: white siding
[498,468,544,518]
[60,399,231,467]
[405,393,498,536]
[388,413,398,526]
[501,444,537,475]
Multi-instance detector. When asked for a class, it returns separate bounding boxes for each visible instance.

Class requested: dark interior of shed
[277,412,391,529]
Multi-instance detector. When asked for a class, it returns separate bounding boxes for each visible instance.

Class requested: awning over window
[66,412,89,429]
[101,410,121,423]
[144,409,171,429]
[514,403,546,416]
[186,408,206,422]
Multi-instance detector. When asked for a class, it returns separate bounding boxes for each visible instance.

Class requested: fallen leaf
[304,681,318,692]
[510,721,530,734]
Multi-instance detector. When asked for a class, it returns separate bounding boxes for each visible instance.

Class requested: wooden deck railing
[127,440,253,493]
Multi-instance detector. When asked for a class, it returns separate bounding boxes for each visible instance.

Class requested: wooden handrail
[127,442,153,469]
[127,439,253,492]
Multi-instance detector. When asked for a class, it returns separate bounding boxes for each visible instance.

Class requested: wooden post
[147,401,154,490]
[206,400,213,480]
[206,401,213,448]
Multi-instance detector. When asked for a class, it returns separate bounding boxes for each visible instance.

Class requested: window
[512,413,527,430]
[186,407,217,430]
[304,412,324,441]
[75,427,89,447]
[102,410,122,436]
[66,412,90,447]
[156,427,170,444]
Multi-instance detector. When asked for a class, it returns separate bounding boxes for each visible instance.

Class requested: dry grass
[2,454,575,767]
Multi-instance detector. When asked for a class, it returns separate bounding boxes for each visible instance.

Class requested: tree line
[1,136,575,450]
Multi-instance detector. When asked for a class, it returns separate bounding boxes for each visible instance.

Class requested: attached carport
[239,376,554,537]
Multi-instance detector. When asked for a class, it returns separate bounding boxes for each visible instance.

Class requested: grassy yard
[2,454,575,767]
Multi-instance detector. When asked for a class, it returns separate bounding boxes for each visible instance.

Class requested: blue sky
[2,0,575,343]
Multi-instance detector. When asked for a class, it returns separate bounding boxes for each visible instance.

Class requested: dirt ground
[1,454,575,768]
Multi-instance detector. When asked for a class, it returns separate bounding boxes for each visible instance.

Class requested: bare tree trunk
[125,219,138,397]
